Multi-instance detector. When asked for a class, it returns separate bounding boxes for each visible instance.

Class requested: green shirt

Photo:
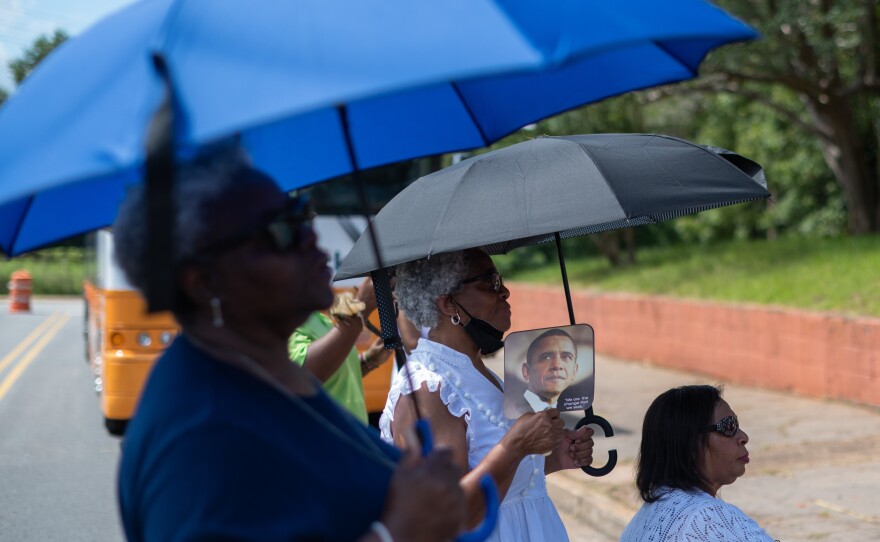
[289,312,368,424]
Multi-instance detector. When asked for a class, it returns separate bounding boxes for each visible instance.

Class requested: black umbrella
[337,133,768,280]
[336,133,770,476]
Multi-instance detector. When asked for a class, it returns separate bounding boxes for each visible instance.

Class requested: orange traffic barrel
[8,270,33,313]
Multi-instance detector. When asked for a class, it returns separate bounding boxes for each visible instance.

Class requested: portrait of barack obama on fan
[503,326,594,419]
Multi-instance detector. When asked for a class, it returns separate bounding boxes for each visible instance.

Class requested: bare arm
[301,278,379,382]
[301,318,363,382]
[392,385,564,529]
[360,336,393,376]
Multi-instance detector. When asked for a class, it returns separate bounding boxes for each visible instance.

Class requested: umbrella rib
[450,82,491,147]
[428,161,476,257]
[651,41,697,76]
[657,133,766,184]
[4,196,33,256]
[154,0,196,60]
[560,137,630,220]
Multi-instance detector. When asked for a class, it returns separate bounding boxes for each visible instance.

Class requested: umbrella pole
[336,108,387,276]
[336,105,425,423]
[554,233,576,326]
[144,53,177,313]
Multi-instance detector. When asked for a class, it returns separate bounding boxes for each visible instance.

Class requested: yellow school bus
[83,229,179,436]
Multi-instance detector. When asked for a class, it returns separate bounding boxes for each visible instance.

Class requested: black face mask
[452,298,505,355]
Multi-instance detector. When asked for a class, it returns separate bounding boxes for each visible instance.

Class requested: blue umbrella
[0,0,756,255]
[0,3,757,533]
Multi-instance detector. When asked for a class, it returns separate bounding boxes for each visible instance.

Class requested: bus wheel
[105,418,128,436]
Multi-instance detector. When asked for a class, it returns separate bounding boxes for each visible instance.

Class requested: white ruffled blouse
[619,487,775,542]
[380,339,569,542]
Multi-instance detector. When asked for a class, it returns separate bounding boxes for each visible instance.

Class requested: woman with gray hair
[381,248,595,541]
[114,149,465,542]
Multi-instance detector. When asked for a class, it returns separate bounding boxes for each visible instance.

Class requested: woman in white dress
[380,248,595,541]
[619,385,776,541]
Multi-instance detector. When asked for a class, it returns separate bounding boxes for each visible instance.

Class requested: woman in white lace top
[381,249,596,541]
[619,385,776,541]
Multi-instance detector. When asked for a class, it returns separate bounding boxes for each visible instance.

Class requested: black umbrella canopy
[336,133,769,279]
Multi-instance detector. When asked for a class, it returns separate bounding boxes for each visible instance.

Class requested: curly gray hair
[395,249,480,329]
[112,147,266,315]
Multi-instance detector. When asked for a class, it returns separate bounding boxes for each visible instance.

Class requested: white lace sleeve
[671,499,776,541]
[379,362,474,447]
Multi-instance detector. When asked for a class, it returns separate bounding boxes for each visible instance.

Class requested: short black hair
[526,328,576,366]
[635,385,722,502]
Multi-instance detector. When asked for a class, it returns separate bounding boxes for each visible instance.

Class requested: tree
[687,90,845,241]
[677,1,880,234]
[1,30,68,119]
[9,29,68,85]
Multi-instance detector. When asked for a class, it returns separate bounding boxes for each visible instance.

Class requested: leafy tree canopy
[686,0,879,233]
[10,29,68,86]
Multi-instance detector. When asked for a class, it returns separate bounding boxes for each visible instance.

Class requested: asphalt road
[0,298,124,542]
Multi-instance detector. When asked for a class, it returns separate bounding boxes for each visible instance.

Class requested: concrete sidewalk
[491,354,880,542]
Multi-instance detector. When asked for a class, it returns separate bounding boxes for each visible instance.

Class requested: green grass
[2,237,879,318]
[0,247,88,296]
[498,236,880,318]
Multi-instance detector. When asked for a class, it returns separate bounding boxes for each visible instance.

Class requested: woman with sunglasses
[381,248,595,541]
[114,149,464,542]
[619,385,775,541]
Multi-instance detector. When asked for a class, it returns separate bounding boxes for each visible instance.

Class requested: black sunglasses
[459,270,504,293]
[199,195,314,255]
[704,415,739,437]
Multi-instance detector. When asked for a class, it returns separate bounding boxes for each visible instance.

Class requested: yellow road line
[0,313,70,402]
[813,499,877,524]
[0,312,62,376]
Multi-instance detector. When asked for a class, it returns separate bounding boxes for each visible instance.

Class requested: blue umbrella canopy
[0,0,756,255]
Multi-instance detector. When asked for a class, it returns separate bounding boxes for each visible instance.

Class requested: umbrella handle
[575,406,617,477]
[415,420,500,542]
[414,418,434,458]
[457,476,500,542]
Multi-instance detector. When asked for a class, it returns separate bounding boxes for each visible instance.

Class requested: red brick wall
[507,283,880,407]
